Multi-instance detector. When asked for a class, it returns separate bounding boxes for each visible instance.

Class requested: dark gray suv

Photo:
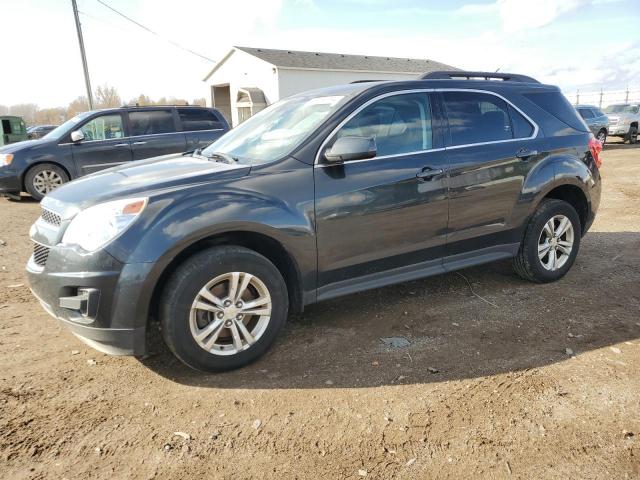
[26,71,602,372]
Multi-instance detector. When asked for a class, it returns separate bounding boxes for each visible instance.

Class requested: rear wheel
[160,246,289,372]
[628,126,638,144]
[24,163,69,201]
[513,199,581,283]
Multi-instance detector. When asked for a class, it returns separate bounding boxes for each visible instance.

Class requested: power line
[95,0,216,63]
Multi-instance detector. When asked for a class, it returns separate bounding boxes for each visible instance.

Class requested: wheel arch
[21,161,72,192]
[147,230,305,327]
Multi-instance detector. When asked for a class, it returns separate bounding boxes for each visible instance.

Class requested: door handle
[416,167,444,181]
[132,141,147,145]
[516,147,538,159]
[114,143,129,147]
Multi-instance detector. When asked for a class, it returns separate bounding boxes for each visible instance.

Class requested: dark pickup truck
[0,105,229,200]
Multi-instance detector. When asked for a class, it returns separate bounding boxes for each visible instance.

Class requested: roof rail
[420,70,540,83]
[350,80,383,84]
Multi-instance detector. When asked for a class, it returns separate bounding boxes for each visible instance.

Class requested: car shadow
[604,140,638,150]
[139,231,640,388]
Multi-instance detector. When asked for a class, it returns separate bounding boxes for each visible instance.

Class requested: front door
[71,112,132,175]
[314,91,449,298]
[127,108,187,160]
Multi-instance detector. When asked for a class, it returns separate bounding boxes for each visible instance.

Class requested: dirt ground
[1,141,639,479]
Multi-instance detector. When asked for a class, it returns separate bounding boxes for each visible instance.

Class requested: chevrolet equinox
[26,71,602,372]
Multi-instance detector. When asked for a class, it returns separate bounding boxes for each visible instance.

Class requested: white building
[202,46,456,126]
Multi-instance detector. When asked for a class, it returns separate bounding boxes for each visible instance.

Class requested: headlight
[0,154,13,166]
[62,197,147,252]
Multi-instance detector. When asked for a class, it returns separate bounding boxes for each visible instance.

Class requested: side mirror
[70,130,85,143]
[324,136,377,163]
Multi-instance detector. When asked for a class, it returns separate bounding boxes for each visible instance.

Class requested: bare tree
[0,104,8,115]
[95,85,122,108]
[66,96,90,119]
[9,104,38,124]
[191,98,207,107]
[35,108,66,125]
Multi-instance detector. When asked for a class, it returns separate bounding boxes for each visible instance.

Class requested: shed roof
[203,46,458,80]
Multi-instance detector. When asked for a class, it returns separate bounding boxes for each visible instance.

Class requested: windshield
[604,104,633,114]
[43,111,93,140]
[201,94,347,164]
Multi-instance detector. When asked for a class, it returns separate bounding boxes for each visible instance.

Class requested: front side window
[129,110,175,136]
[79,114,124,141]
[334,93,433,157]
[202,94,347,164]
[443,91,514,146]
[578,108,594,119]
[178,108,223,131]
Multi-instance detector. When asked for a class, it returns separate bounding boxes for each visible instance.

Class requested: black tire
[160,246,289,372]
[513,199,581,283]
[596,129,607,146]
[24,163,69,201]
[628,126,638,144]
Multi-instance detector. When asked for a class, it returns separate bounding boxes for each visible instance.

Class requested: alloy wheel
[33,170,64,195]
[189,272,272,356]
[537,215,574,271]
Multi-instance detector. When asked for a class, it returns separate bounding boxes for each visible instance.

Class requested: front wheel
[596,129,607,146]
[513,199,581,283]
[628,126,638,144]
[160,246,289,372]
[24,163,69,201]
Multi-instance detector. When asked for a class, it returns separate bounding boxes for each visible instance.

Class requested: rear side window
[443,91,513,146]
[524,92,588,132]
[2,119,11,134]
[335,92,433,157]
[129,110,175,136]
[508,105,534,138]
[178,108,223,131]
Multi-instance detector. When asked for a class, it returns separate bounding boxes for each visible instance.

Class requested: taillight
[588,134,602,168]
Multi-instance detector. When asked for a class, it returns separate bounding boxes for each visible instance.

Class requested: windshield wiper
[203,151,238,164]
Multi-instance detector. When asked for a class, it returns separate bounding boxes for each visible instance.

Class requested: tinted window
[129,110,175,136]
[2,119,11,134]
[79,114,124,141]
[578,108,594,119]
[443,91,512,146]
[335,93,432,157]
[508,105,534,138]
[524,92,588,132]
[178,108,222,131]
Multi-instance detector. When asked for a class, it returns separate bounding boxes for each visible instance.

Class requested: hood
[43,153,251,213]
[0,138,48,153]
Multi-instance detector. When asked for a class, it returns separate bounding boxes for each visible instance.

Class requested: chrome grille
[33,243,50,267]
[41,208,62,227]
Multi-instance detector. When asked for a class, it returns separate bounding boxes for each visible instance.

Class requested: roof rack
[420,70,540,83]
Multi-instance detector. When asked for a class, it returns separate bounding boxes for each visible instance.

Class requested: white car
[604,103,639,144]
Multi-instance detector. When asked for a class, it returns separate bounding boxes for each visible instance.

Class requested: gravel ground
[1,142,639,479]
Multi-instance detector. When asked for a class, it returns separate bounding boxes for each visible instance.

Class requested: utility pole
[71,0,94,109]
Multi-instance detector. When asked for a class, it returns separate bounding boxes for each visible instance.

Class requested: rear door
[314,91,449,295]
[127,108,187,160]
[177,108,228,150]
[70,112,133,175]
[441,90,539,255]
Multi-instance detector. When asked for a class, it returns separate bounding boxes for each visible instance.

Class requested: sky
[1,0,638,108]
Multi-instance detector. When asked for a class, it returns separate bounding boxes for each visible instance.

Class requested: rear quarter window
[524,92,588,132]
[178,108,224,131]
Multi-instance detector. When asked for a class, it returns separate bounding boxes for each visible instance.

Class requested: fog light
[59,288,100,319]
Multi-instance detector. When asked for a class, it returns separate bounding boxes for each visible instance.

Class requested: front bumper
[26,245,155,356]
[0,168,21,195]
[608,124,629,136]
